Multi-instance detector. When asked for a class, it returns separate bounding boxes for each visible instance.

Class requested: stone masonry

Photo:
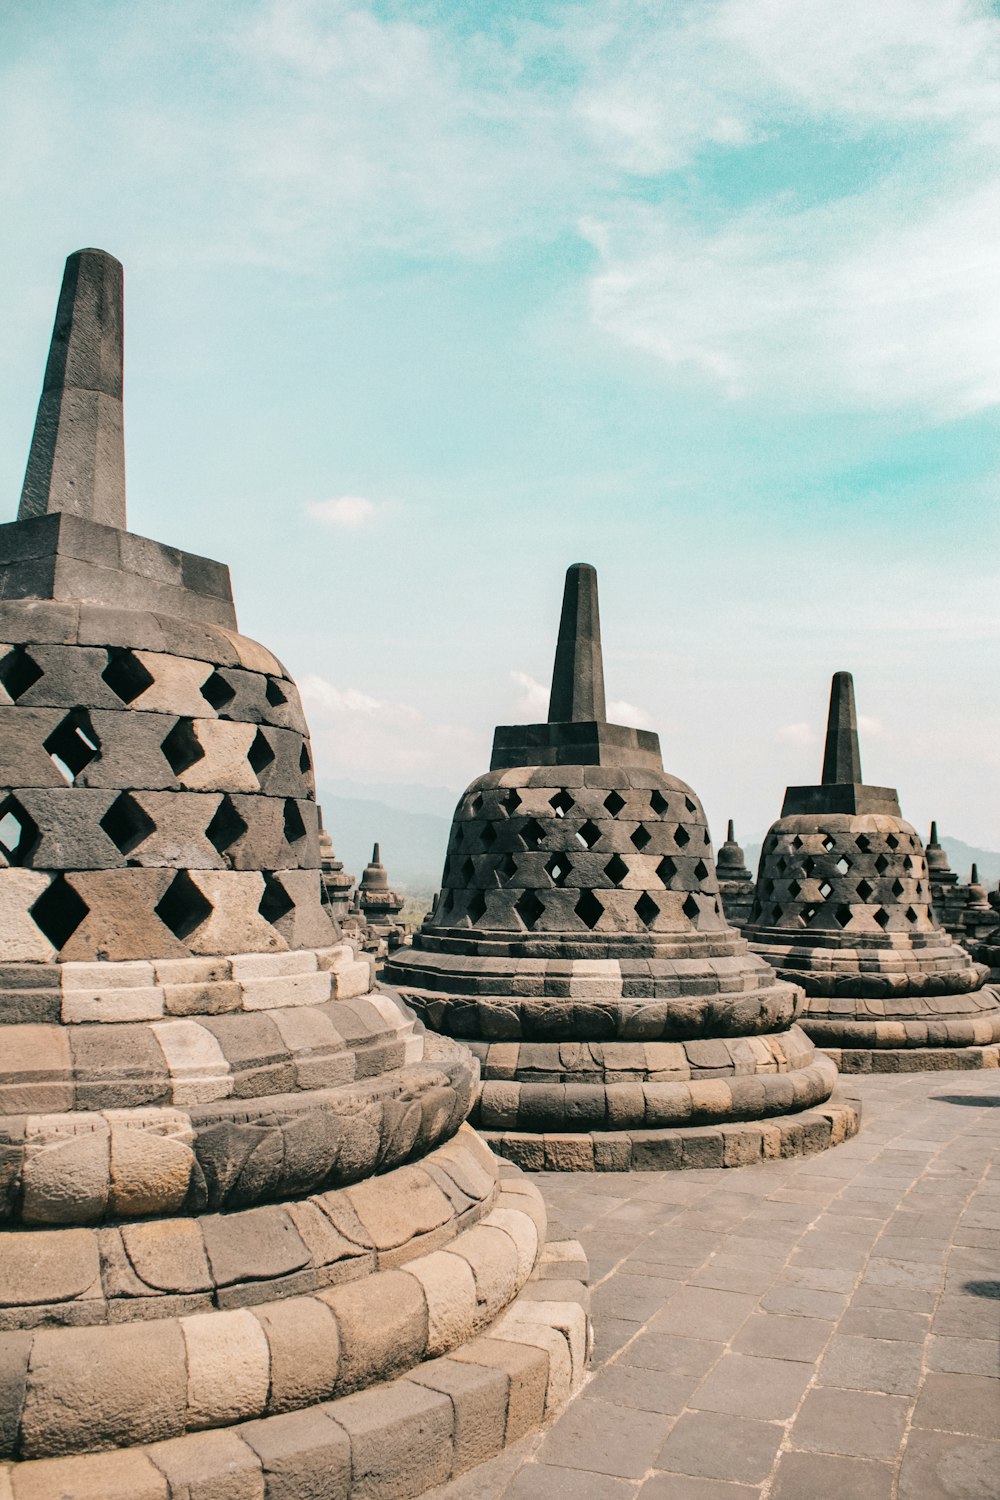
[387,565,859,1171]
[0,250,589,1498]
[743,671,1000,1073]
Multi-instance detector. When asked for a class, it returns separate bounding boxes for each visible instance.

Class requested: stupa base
[821,1044,1000,1074]
[0,1234,589,1500]
[481,1090,861,1172]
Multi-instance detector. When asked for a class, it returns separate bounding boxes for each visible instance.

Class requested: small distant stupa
[715,819,756,928]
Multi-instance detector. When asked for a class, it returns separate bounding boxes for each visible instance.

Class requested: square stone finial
[18,249,126,531]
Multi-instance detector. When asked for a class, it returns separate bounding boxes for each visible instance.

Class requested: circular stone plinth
[821,1044,1000,1074]
[481,1090,861,1171]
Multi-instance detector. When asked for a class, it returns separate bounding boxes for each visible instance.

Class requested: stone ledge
[820,1043,1000,1073]
[480,1090,862,1171]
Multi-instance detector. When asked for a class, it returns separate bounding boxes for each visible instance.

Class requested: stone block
[0,1226,97,1310]
[128,651,216,716]
[21,1120,110,1224]
[319,1269,428,1393]
[240,1407,351,1500]
[62,983,166,1024]
[60,869,187,962]
[0,707,64,787]
[147,1429,264,1500]
[409,1356,507,1474]
[122,1218,212,1294]
[241,972,332,1012]
[331,1379,453,1498]
[182,1308,271,1429]
[69,1021,170,1110]
[151,1019,231,1105]
[124,790,227,868]
[452,1334,549,1442]
[330,961,374,1002]
[10,1449,168,1500]
[253,1296,341,1413]
[20,1319,187,1456]
[448,1225,520,1318]
[405,1250,478,1356]
[0,873,56,963]
[14,788,123,869]
[108,1119,195,1216]
[182,871,286,956]
[0,1027,72,1115]
[201,1206,310,1287]
[0,1332,31,1457]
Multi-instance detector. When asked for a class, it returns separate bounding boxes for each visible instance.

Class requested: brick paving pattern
[432,1071,1000,1499]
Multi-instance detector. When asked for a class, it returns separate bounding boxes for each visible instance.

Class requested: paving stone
[837,1305,931,1341]
[587,1361,705,1415]
[651,1286,757,1342]
[769,1451,894,1500]
[688,1352,813,1421]
[535,1394,669,1478]
[731,1312,834,1363]
[819,1334,925,1395]
[505,1464,635,1500]
[618,1333,723,1379]
[925,1335,1000,1377]
[911,1372,1000,1439]
[790,1385,909,1460]
[898,1429,1000,1499]
[637,1478,760,1499]
[655,1411,780,1485]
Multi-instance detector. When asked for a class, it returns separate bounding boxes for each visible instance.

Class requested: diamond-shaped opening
[694,859,709,882]
[650,789,668,816]
[904,855,914,871]
[916,880,924,895]
[452,822,464,849]
[762,877,775,897]
[891,878,905,897]
[101,649,154,704]
[461,856,476,884]
[205,795,248,856]
[502,788,522,817]
[635,892,659,927]
[259,872,295,925]
[29,874,88,950]
[44,710,101,784]
[791,835,803,850]
[575,888,604,929]
[802,856,816,877]
[836,856,851,874]
[776,856,788,873]
[874,906,891,929]
[703,828,711,845]
[265,677,287,707]
[550,790,574,818]
[886,833,899,849]
[788,879,802,898]
[604,790,626,816]
[575,819,601,850]
[855,834,871,852]
[161,718,205,776]
[674,825,691,848]
[604,854,629,887]
[834,904,853,928]
[200,670,236,711]
[0,794,40,865]
[857,879,874,901]
[155,870,212,940]
[875,853,890,874]
[469,792,484,816]
[481,821,497,849]
[514,888,544,929]
[440,890,455,916]
[905,906,919,923]
[545,853,572,887]
[496,852,517,884]
[657,855,677,885]
[771,903,784,922]
[299,743,312,774]
[0,646,44,701]
[283,798,307,844]
[466,889,488,924]
[99,792,156,857]
[821,835,836,852]
[684,796,697,814]
[682,893,700,923]
[631,824,652,851]
[520,817,546,850]
[819,881,833,899]
[801,903,819,924]
[248,729,276,774]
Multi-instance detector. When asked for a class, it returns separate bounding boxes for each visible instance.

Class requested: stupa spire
[18,248,126,529]
[548,562,606,723]
[821,670,862,785]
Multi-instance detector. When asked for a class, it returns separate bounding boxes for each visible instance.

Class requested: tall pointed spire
[821,670,862,785]
[930,821,940,845]
[727,818,735,842]
[18,248,126,529]
[548,563,606,723]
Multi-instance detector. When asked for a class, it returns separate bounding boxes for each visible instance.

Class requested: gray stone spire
[548,563,606,724]
[821,670,862,785]
[18,248,126,529]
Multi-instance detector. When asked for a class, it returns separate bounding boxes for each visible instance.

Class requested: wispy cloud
[299,672,483,782]
[510,671,549,718]
[778,721,818,746]
[307,495,380,528]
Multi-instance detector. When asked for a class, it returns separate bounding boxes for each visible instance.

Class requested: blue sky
[1,0,998,848]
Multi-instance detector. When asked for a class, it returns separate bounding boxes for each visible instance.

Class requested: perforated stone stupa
[743,672,1000,1072]
[386,564,859,1171]
[0,250,588,1498]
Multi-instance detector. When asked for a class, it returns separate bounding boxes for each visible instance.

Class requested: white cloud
[609,698,653,729]
[307,496,379,528]
[858,714,883,737]
[778,721,817,746]
[510,671,549,718]
[299,672,484,783]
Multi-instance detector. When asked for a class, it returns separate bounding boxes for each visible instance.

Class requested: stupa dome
[0,250,588,1494]
[744,671,999,1070]
[387,564,859,1170]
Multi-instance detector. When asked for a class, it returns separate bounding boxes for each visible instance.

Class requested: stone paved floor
[432,1072,1000,1500]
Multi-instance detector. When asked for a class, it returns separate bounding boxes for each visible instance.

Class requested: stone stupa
[358,842,405,933]
[743,672,1000,1071]
[715,819,756,928]
[386,564,858,1171]
[0,250,587,1497]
